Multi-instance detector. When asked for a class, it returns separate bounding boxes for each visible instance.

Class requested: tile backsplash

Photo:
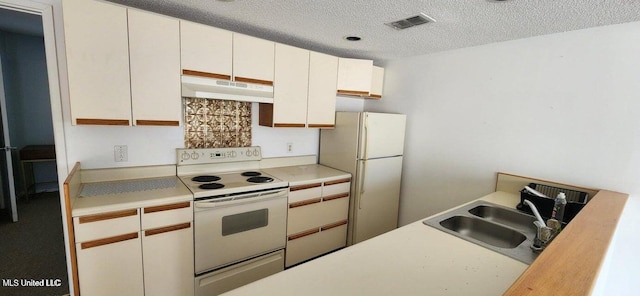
[183,98,251,148]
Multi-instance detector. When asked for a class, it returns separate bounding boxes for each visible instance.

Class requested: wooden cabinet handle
[76,118,130,126]
[234,76,273,86]
[274,123,306,128]
[182,69,231,81]
[144,201,191,214]
[324,178,351,186]
[321,220,348,231]
[288,228,320,241]
[308,124,335,128]
[290,183,322,191]
[78,209,137,224]
[289,198,322,208]
[136,120,179,126]
[337,89,369,96]
[323,193,349,202]
[80,232,138,249]
[145,222,191,237]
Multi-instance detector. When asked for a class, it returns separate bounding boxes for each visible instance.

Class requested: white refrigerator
[319,112,407,245]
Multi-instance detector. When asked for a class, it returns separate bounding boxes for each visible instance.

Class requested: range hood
[181,75,274,103]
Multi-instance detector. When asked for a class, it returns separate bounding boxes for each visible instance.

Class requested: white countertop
[264,164,351,186]
[222,191,528,296]
[71,176,193,216]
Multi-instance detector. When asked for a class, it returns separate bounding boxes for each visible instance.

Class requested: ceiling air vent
[385,13,435,30]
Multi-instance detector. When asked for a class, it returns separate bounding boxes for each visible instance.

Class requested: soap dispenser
[551,192,567,230]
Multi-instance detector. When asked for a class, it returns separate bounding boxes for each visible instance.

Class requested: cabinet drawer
[142,201,192,230]
[287,195,349,235]
[322,179,350,196]
[74,209,140,243]
[288,183,322,204]
[195,250,284,296]
[285,222,347,267]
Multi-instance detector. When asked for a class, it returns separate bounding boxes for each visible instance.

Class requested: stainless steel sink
[467,204,538,233]
[439,215,527,249]
[423,200,539,264]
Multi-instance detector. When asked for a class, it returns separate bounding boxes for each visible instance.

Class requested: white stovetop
[178,170,288,198]
[221,191,528,296]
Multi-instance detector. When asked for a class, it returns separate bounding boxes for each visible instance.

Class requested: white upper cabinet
[129,9,181,126]
[337,58,373,97]
[260,43,309,127]
[180,21,233,80]
[260,47,339,128]
[233,34,275,85]
[307,52,338,128]
[63,0,131,125]
[368,66,385,99]
[64,0,181,126]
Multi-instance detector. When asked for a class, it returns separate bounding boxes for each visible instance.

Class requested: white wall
[367,21,640,225]
[64,102,322,169]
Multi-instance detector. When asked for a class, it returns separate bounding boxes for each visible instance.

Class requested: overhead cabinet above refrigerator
[319,112,407,245]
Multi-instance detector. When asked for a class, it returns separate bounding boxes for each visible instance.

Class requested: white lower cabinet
[142,222,194,296]
[76,234,144,296]
[285,178,351,267]
[74,202,193,296]
[286,223,347,267]
[74,210,144,296]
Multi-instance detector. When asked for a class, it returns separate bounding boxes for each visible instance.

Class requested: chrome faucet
[523,200,558,252]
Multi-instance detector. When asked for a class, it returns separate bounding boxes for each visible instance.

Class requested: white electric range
[176,146,288,296]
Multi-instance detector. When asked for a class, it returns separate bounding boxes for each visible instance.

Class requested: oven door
[194,189,287,274]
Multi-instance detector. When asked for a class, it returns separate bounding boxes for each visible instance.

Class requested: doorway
[0,6,69,296]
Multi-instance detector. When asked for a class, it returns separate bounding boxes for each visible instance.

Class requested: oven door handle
[194,190,287,208]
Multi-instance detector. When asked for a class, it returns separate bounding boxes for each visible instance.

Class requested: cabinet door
[128,9,181,126]
[63,0,131,125]
[76,233,144,296]
[336,58,373,97]
[307,52,338,128]
[233,33,275,85]
[368,66,384,99]
[143,223,194,296]
[269,43,309,127]
[180,20,233,79]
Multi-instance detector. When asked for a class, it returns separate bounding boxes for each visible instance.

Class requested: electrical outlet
[286,143,293,153]
[114,145,128,162]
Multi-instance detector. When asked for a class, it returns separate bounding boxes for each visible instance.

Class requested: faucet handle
[532,220,553,250]
[546,219,562,233]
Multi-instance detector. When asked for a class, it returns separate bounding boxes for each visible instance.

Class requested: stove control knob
[245,149,252,156]
[181,151,190,161]
[191,152,199,160]
[253,149,260,157]
[231,151,237,157]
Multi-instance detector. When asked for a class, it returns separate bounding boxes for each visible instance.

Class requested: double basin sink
[423,200,539,264]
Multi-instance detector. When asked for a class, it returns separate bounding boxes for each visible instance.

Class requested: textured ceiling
[4,1,640,62]
[108,0,640,62]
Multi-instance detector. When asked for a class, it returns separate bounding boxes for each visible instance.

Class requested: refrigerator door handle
[363,113,369,159]
[358,160,366,209]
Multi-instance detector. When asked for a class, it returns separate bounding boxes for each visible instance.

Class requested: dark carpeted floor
[0,192,70,296]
